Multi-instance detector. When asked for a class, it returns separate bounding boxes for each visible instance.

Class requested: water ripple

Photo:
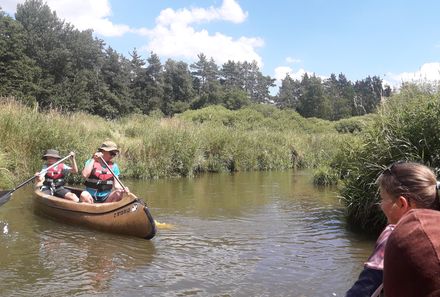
[0,172,374,297]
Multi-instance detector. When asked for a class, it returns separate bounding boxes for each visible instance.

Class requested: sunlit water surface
[0,170,374,296]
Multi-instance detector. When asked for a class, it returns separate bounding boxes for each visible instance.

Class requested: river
[0,170,374,297]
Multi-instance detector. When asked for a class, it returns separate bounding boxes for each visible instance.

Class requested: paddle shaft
[0,154,73,205]
[98,156,126,191]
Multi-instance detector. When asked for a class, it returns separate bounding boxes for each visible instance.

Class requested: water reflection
[0,170,374,296]
[0,209,156,296]
[36,229,156,294]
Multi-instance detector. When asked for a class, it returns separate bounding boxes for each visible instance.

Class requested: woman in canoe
[345,161,440,297]
[80,140,129,203]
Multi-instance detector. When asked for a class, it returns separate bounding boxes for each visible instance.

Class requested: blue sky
[2,0,440,89]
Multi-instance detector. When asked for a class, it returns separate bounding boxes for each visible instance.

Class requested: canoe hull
[33,188,156,239]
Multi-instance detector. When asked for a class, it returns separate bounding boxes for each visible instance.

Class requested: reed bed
[0,98,345,189]
[338,83,440,233]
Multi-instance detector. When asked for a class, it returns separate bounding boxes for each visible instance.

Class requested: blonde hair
[377,162,440,210]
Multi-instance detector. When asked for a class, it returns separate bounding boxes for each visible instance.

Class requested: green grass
[0,98,348,189]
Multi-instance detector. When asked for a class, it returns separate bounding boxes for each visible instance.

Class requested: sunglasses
[382,161,408,187]
[109,151,118,157]
[383,161,407,178]
[381,162,413,204]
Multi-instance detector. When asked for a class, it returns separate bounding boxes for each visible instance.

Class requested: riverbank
[0,98,358,189]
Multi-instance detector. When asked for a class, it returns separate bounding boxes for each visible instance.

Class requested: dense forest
[1,0,391,119]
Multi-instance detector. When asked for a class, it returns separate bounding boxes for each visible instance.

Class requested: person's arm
[345,267,383,297]
[112,164,130,193]
[34,173,44,188]
[114,181,123,190]
[69,151,78,174]
[34,166,47,189]
[113,164,123,190]
[82,153,101,178]
[346,225,393,297]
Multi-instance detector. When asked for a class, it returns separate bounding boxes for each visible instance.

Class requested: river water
[0,170,374,297]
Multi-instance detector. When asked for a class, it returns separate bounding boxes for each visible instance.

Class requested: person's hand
[115,187,129,193]
[34,172,44,183]
[69,151,75,158]
[93,151,103,161]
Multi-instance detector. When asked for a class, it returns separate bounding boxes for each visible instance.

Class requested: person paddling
[35,149,79,202]
[80,140,129,203]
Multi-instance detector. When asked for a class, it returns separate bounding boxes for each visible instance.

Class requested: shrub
[334,114,376,134]
[313,165,339,186]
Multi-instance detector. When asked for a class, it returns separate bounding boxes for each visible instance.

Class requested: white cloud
[156,0,247,26]
[3,0,131,37]
[285,57,301,64]
[270,65,328,95]
[4,0,262,66]
[143,0,262,66]
[386,62,440,87]
[274,66,305,81]
[398,62,440,81]
[1,0,20,13]
[273,65,325,83]
[218,0,248,23]
[50,0,133,36]
[270,66,307,95]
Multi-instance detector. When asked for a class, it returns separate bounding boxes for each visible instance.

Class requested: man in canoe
[35,149,79,202]
[80,140,128,203]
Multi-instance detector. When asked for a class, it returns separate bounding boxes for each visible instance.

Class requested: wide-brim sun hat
[98,140,119,153]
[42,149,61,160]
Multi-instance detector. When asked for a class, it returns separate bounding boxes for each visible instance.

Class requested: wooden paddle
[98,156,127,191]
[0,153,73,207]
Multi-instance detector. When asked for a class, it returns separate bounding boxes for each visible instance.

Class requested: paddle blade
[0,191,12,207]
[154,220,174,229]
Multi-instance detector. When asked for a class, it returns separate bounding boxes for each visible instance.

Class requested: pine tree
[276,74,301,109]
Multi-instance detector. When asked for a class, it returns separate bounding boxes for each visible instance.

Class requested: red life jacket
[43,163,66,187]
[84,161,114,191]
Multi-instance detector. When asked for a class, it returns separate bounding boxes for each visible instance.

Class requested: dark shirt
[346,267,383,297]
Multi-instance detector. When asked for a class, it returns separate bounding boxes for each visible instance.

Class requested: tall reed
[0,98,345,189]
[338,83,440,233]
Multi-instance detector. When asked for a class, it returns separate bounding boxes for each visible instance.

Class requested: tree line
[0,0,390,120]
[276,73,391,120]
